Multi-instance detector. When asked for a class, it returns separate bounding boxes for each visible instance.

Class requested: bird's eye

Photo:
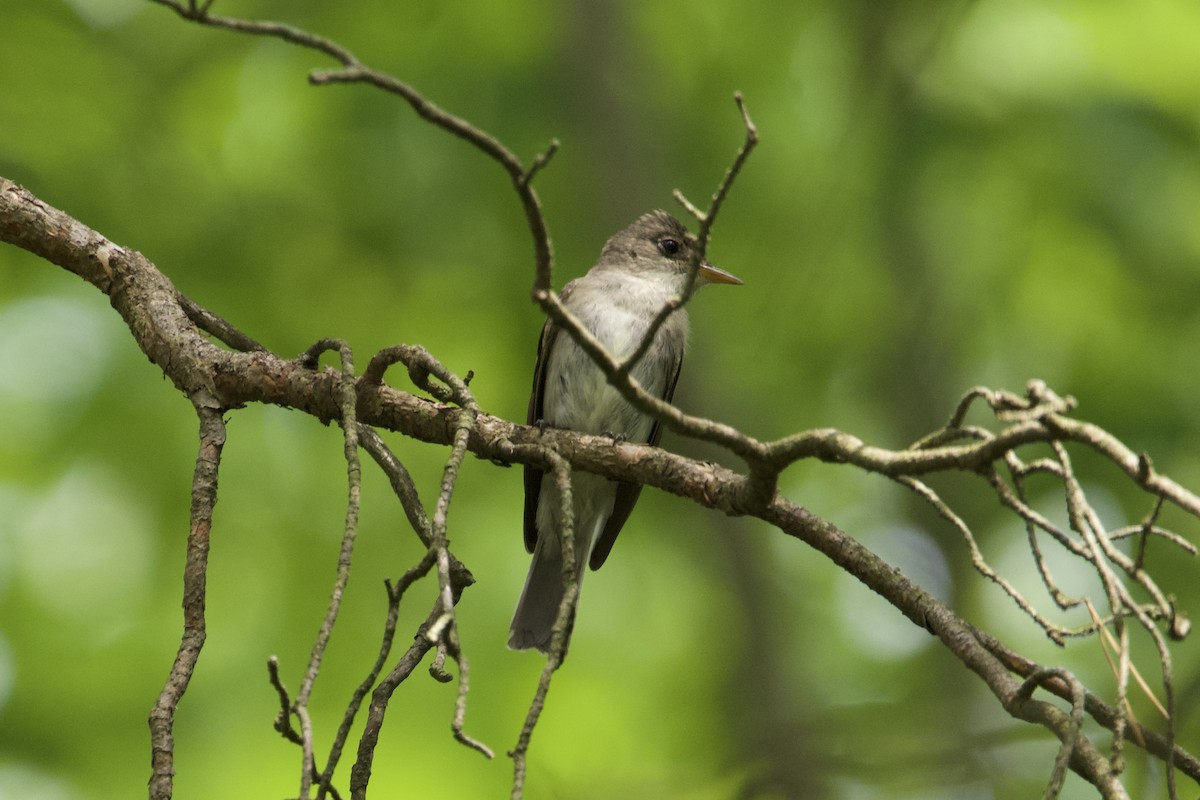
[657,238,682,257]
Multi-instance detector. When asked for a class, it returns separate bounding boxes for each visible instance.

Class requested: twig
[148,0,555,312]
[268,656,302,745]
[286,339,365,798]
[519,139,560,188]
[896,474,1067,643]
[510,450,576,800]
[348,607,441,800]
[177,291,267,352]
[427,401,490,757]
[444,633,496,759]
[367,343,492,760]
[150,0,359,65]
[269,658,345,800]
[1012,667,1087,799]
[535,287,765,461]
[619,92,758,378]
[356,425,433,545]
[148,396,226,800]
[315,556,436,800]
[363,344,478,411]
[978,631,1200,781]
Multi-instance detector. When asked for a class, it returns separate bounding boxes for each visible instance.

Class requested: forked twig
[620,92,759,377]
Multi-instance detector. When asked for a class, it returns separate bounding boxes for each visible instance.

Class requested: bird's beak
[698,262,744,286]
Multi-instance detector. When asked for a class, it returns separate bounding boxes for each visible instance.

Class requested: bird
[508,210,742,654]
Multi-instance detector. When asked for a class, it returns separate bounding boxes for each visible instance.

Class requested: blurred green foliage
[2,1,1199,798]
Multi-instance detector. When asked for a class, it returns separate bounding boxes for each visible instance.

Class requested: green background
[2,1,1199,798]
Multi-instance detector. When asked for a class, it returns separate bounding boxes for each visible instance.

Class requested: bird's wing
[522,314,558,553]
[587,348,683,570]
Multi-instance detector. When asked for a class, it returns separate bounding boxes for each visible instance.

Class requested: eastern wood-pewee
[508,210,743,653]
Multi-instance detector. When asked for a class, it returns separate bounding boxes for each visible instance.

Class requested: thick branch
[4,176,1199,790]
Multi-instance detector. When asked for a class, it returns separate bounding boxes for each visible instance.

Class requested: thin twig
[426,403,492,758]
[356,425,433,545]
[536,288,765,461]
[292,338,363,799]
[177,291,267,352]
[147,0,555,311]
[268,656,302,745]
[896,474,1067,644]
[367,343,492,759]
[148,396,226,800]
[348,606,441,800]
[618,93,758,379]
[315,556,436,800]
[510,450,576,800]
[444,633,496,759]
[1012,667,1087,799]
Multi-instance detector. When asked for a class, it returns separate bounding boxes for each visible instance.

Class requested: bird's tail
[508,534,583,654]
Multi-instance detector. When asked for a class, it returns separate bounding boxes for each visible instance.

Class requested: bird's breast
[543,281,687,438]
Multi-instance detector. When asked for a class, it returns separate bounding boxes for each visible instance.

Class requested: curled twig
[268,656,302,745]
[426,397,491,758]
[1012,667,1087,799]
[363,344,478,411]
[365,342,492,758]
[443,633,496,759]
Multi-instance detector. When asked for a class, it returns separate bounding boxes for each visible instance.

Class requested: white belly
[543,305,669,440]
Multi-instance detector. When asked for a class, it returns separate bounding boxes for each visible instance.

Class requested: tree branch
[147,0,556,310]
[4,174,1197,796]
